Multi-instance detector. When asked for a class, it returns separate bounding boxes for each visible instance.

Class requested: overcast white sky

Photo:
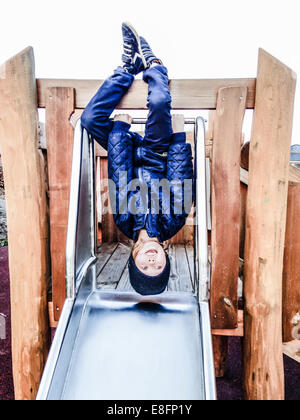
[0,0,299,144]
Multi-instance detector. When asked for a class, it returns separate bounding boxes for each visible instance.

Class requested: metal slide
[36,117,216,400]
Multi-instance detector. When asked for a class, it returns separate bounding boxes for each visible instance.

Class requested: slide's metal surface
[37,118,216,400]
[48,288,206,400]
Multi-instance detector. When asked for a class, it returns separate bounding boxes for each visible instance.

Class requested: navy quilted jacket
[88,119,194,242]
[103,120,194,242]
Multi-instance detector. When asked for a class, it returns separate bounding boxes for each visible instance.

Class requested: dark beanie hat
[128,253,170,296]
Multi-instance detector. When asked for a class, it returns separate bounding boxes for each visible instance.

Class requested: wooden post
[210,86,247,329]
[0,47,50,399]
[45,87,75,321]
[212,335,228,378]
[282,177,300,342]
[243,49,296,400]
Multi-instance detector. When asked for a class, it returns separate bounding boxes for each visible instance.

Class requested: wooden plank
[243,49,296,401]
[37,78,256,110]
[282,340,300,364]
[174,245,194,292]
[239,181,248,259]
[241,141,250,170]
[96,242,119,277]
[185,244,195,289]
[96,242,131,289]
[96,157,102,231]
[117,264,135,292]
[167,245,179,291]
[289,164,300,182]
[48,302,58,329]
[0,47,50,400]
[212,336,228,377]
[206,110,216,144]
[210,86,247,329]
[241,165,300,186]
[240,145,299,184]
[167,244,193,292]
[282,181,300,342]
[46,87,75,321]
[240,167,249,185]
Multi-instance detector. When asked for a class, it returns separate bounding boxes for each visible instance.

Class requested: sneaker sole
[122,21,148,69]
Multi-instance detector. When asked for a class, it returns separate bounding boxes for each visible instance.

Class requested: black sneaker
[140,36,162,67]
[121,22,147,75]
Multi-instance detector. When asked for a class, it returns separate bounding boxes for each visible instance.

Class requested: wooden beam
[37,78,256,110]
[289,164,300,182]
[282,180,300,342]
[210,86,247,329]
[239,181,248,259]
[212,309,244,378]
[243,49,296,401]
[212,336,228,378]
[0,47,50,400]
[212,310,244,337]
[240,139,300,183]
[48,302,58,329]
[241,165,300,186]
[45,87,75,321]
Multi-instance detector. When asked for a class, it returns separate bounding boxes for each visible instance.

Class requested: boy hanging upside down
[81,22,193,295]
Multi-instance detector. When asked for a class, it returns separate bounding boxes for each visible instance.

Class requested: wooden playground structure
[0,46,299,400]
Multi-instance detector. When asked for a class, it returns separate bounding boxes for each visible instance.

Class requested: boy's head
[129,237,170,295]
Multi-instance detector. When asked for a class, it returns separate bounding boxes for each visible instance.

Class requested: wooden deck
[96,242,195,293]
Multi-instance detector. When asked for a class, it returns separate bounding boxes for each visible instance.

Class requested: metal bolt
[223,297,232,307]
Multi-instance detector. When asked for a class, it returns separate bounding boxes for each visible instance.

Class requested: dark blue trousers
[81,65,172,153]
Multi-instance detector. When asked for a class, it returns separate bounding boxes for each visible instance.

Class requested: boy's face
[134,240,166,276]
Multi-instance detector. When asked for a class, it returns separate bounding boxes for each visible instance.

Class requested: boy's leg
[81,67,134,150]
[143,65,172,153]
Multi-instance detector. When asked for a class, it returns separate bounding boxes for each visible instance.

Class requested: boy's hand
[114,114,133,125]
[172,114,185,133]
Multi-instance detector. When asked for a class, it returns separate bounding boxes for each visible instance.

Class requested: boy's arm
[108,114,134,182]
[167,114,193,183]
[80,92,113,151]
